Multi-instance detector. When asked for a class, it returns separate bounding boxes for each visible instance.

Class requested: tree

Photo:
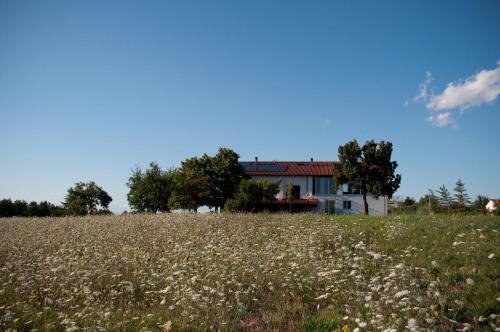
[168,158,212,212]
[436,185,453,213]
[0,199,15,217]
[418,190,438,214]
[402,196,416,207]
[333,139,401,215]
[201,148,247,211]
[224,179,280,212]
[286,181,296,211]
[127,162,176,213]
[453,178,471,212]
[471,195,489,215]
[12,200,28,216]
[64,181,112,216]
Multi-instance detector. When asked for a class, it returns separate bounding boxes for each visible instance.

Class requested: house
[239,158,388,215]
[486,199,500,213]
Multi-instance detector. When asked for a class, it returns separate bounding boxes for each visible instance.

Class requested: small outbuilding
[486,199,500,213]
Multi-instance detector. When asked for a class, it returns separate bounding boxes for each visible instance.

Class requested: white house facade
[486,199,500,213]
[240,159,388,215]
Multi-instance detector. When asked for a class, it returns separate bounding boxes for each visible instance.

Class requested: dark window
[313,177,334,195]
[342,182,361,194]
[343,200,352,210]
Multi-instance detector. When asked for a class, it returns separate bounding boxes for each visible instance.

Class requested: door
[292,185,300,199]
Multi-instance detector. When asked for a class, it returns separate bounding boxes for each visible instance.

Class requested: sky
[1,0,499,212]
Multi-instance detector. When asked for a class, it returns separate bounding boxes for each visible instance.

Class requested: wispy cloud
[410,62,500,128]
[413,71,433,103]
[426,112,457,128]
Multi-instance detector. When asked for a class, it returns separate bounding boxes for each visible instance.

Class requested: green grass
[0,214,498,331]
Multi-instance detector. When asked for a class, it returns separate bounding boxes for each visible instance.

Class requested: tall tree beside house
[436,185,453,213]
[333,139,401,215]
[453,178,471,212]
[64,181,112,216]
[201,148,247,211]
[127,162,176,213]
[168,157,212,212]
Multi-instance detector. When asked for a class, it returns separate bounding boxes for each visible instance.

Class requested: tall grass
[0,214,498,331]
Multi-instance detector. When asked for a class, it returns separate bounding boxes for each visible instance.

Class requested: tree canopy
[201,148,247,211]
[453,178,471,211]
[168,157,212,212]
[168,148,246,212]
[64,181,112,216]
[127,162,176,213]
[224,179,280,213]
[333,139,401,215]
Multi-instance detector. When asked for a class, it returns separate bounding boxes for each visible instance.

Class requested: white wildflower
[395,290,410,298]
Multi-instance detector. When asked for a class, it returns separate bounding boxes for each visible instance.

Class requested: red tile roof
[240,161,334,176]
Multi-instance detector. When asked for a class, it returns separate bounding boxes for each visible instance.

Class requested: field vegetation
[0,214,499,331]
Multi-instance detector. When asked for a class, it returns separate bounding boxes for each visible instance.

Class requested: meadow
[0,214,498,331]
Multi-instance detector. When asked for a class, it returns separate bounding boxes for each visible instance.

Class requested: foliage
[224,179,280,212]
[286,181,296,202]
[471,195,490,214]
[201,148,247,211]
[0,199,64,217]
[127,162,176,213]
[453,178,471,212]
[168,158,211,212]
[333,139,401,215]
[436,185,453,213]
[63,181,112,216]
[417,190,439,214]
[167,148,245,212]
[402,196,416,207]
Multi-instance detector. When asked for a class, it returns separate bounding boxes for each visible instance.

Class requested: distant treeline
[0,199,66,217]
[389,179,496,215]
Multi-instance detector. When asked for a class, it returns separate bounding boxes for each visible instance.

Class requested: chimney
[310,157,314,163]
[255,156,258,164]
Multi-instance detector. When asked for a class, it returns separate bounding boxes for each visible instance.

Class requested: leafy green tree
[127,162,176,213]
[436,185,453,213]
[471,195,489,215]
[453,178,471,212]
[201,148,247,211]
[168,158,212,212]
[0,199,15,217]
[418,190,439,214]
[224,179,280,212]
[12,200,28,216]
[286,181,296,211]
[333,140,401,215]
[64,181,112,216]
[402,196,416,207]
[28,201,57,217]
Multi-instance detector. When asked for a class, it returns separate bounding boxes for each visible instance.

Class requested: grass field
[0,214,499,331]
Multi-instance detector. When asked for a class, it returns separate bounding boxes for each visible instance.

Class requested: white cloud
[413,71,433,102]
[427,62,500,111]
[426,112,457,128]
[410,62,500,128]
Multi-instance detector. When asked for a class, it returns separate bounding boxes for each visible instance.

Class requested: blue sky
[1,0,499,212]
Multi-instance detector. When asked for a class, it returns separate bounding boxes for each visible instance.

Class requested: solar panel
[240,163,288,172]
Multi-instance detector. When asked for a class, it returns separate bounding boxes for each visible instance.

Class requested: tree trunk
[363,191,369,215]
